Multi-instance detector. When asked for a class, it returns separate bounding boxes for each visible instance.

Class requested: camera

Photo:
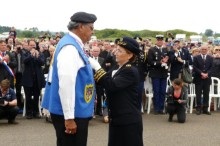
[0,98,5,104]
[17,47,21,51]
[166,95,174,104]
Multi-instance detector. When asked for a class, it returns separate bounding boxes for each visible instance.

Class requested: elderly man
[193,45,213,115]
[42,12,97,146]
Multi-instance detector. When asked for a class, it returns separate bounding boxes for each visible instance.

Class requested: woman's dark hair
[173,78,183,86]
[124,49,136,62]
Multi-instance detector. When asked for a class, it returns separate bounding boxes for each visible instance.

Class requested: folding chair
[188,83,196,113]
[208,77,220,112]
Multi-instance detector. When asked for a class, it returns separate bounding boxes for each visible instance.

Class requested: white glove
[88,57,101,71]
[161,63,168,70]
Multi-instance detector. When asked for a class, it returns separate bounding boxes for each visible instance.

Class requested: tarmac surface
[1,111,220,146]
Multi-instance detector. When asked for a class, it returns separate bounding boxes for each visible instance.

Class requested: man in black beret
[67,12,97,30]
[42,11,97,146]
[70,12,97,23]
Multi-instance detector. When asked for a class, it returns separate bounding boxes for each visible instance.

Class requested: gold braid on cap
[94,68,106,82]
[118,41,127,46]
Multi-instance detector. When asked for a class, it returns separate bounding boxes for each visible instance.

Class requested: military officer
[147,35,169,114]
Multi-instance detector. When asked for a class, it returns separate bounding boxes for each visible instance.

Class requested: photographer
[0,79,19,124]
[13,43,26,113]
[166,78,188,123]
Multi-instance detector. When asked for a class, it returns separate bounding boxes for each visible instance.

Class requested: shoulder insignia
[126,64,131,67]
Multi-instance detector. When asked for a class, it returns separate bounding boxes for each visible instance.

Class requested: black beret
[70,12,97,23]
[118,37,140,55]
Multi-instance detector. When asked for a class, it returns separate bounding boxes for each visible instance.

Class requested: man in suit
[0,40,17,89]
[147,35,169,114]
[101,41,117,72]
[21,40,45,119]
[169,39,192,81]
[90,46,104,116]
[193,45,213,115]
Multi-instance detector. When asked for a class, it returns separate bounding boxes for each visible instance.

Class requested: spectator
[21,40,45,119]
[147,35,169,114]
[166,78,188,123]
[0,40,17,89]
[0,79,19,124]
[193,45,213,115]
[169,39,192,81]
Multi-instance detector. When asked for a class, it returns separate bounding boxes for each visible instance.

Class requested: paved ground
[1,111,220,146]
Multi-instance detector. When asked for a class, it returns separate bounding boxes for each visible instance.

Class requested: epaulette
[94,68,106,82]
[126,64,131,67]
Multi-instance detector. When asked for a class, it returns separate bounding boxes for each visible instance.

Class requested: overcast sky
[1,0,219,34]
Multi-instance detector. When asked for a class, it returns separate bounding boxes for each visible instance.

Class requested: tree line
[1,25,220,40]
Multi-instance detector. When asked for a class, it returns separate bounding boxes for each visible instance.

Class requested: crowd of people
[1,11,220,146]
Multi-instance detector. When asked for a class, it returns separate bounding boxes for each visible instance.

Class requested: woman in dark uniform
[89,37,143,146]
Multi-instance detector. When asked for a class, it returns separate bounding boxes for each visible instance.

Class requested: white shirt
[57,31,85,119]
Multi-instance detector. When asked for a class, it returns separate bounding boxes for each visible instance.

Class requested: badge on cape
[84,84,94,103]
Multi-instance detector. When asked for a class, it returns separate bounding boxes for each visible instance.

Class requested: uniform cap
[118,37,140,55]
[70,12,97,23]
[156,34,164,40]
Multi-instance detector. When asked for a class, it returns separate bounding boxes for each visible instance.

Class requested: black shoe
[168,116,173,122]
[26,114,33,119]
[196,110,201,115]
[95,111,103,116]
[159,111,165,115]
[8,120,18,124]
[33,113,41,119]
[203,111,211,115]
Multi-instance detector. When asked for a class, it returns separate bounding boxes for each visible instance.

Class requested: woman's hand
[177,99,182,104]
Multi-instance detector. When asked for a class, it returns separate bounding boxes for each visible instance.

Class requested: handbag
[181,65,193,83]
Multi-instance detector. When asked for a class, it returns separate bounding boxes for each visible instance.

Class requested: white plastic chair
[208,77,220,112]
[22,87,26,117]
[188,83,196,114]
[144,75,171,114]
[145,88,154,114]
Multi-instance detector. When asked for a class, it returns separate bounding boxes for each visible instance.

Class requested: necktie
[202,55,206,70]
[203,55,206,61]
[17,54,21,72]
[178,51,181,57]
[2,52,5,57]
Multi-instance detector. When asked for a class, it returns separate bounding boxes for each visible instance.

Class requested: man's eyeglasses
[84,24,94,31]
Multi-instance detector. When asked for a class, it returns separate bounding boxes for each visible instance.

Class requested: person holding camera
[166,78,188,123]
[0,79,19,124]
[13,43,26,112]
